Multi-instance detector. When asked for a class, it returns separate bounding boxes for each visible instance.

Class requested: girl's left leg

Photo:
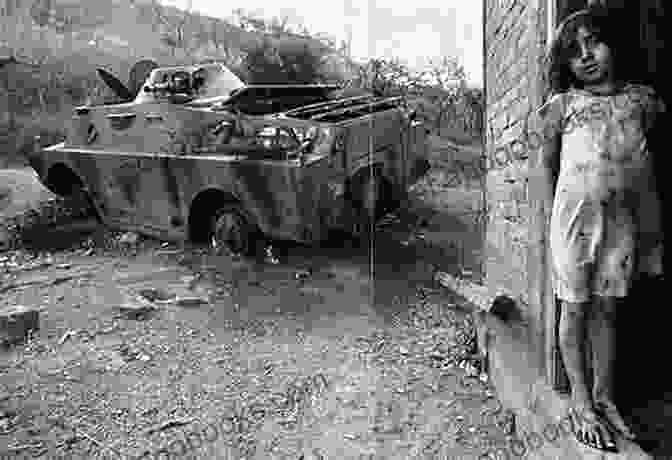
[589,197,639,440]
[589,295,636,440]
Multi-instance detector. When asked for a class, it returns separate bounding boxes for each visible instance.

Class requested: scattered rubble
[134,287,209,308]
[116,296,158,320]
[496,409,516,435]
[263,245,281,265]
[0,409,17,433]
[138,288,176,303]
[0,197,89,250]
[57,329,79,346]
[174,297,210,307]
[294,269,312,281]
[400,230,427,246]
[376,212,401,229]
[0,273,84,295]
[118,231,139,245]
[0,173,510,460]
[143,416,196,436]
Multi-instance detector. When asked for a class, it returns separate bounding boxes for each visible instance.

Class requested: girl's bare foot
[572,403,619,452]
[595,400,637,440]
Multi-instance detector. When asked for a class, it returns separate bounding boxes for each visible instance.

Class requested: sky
[160,0,483,87]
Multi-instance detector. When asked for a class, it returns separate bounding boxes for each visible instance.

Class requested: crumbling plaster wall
[484,0,551,373]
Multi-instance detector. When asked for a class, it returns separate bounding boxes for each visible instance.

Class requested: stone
[0,305,40,346]
[138,288,175,303]
[175,297,209,308]
[118,231,139,245]
[117,298,156,320]
[0,226,11,250]
[294,269,312,280]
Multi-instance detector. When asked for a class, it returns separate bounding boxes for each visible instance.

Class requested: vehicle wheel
[210,204,258,256]
[66,185,99,220]
[357,173,396,221]
[360,174,379,221]
[348,174,379,243]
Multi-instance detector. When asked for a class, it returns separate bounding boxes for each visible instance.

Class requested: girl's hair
[545,4,625,94]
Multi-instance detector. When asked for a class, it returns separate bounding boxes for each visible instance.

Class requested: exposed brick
[485,0,548,313]
[491,86,519,118]
[489,2,528,57]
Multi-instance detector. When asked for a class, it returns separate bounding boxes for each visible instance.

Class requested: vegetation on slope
[0,0,482,167]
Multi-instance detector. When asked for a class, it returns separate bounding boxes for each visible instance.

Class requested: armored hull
[28,61,430,254]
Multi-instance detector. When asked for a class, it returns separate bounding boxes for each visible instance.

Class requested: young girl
[538,5,665,453]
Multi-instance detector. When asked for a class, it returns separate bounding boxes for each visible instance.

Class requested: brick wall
[484,0,550,371]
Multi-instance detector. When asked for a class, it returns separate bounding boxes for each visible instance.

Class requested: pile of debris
[0,196,89,250]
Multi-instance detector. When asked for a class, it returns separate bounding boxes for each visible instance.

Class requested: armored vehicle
[27,60,430,255]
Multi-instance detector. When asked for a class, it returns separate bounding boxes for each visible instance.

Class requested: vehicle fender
[186,186,242,218]
[44,162,89,196]
[346,162,391,203]
[26,137,53,179]
[186,186,266,242]
[27,150,45,179]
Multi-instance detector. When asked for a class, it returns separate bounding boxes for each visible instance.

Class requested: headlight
[212,120,232,134]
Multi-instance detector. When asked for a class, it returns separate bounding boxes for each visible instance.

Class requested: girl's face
[568,26,613,86]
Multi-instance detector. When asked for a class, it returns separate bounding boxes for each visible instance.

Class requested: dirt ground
[0,141,519,460]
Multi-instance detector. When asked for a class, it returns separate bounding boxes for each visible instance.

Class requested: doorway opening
[543,0,671,453]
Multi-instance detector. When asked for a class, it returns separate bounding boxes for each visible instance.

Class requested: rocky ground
[0,141,525,460]
[0,241,511,460]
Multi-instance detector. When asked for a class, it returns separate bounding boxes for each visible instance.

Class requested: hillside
[0,0,482,168]
[0,0,340,78]
[0,0,359,167]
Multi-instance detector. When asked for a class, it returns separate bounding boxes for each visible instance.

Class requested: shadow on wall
[616,275,672,456]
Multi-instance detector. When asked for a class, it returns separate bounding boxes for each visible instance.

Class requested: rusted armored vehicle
[27,60,430,255]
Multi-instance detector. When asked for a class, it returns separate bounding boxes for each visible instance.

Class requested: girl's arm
[535,94,564,215]
[638,89,667,274]
[647,92,666,207]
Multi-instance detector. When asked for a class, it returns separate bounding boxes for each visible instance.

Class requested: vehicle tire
[356,173,396,221]
[360,174,379,221]
[348,173,378,244]
[210,204,258,257]
[65,184,99,220]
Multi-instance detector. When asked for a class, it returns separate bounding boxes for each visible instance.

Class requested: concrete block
[0,305,39,346]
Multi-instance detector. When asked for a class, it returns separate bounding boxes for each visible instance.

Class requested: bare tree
[298,24,311,36]
[200,18,246,67]
[350,58,423,99]
[462,87,483,135]
[152,0,197,59]
[420,57,469,135]
[205,19,226,59]
[241,36,326,84]
[231,9,267,34]
[231,9,315,41]
[268,15,292,36]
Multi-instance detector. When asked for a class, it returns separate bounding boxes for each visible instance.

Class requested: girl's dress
[541,84,665,302]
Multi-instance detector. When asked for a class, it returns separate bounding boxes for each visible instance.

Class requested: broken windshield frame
[136,64,245,103]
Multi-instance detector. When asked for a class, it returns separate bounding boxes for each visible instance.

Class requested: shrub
[241,37,326,84]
